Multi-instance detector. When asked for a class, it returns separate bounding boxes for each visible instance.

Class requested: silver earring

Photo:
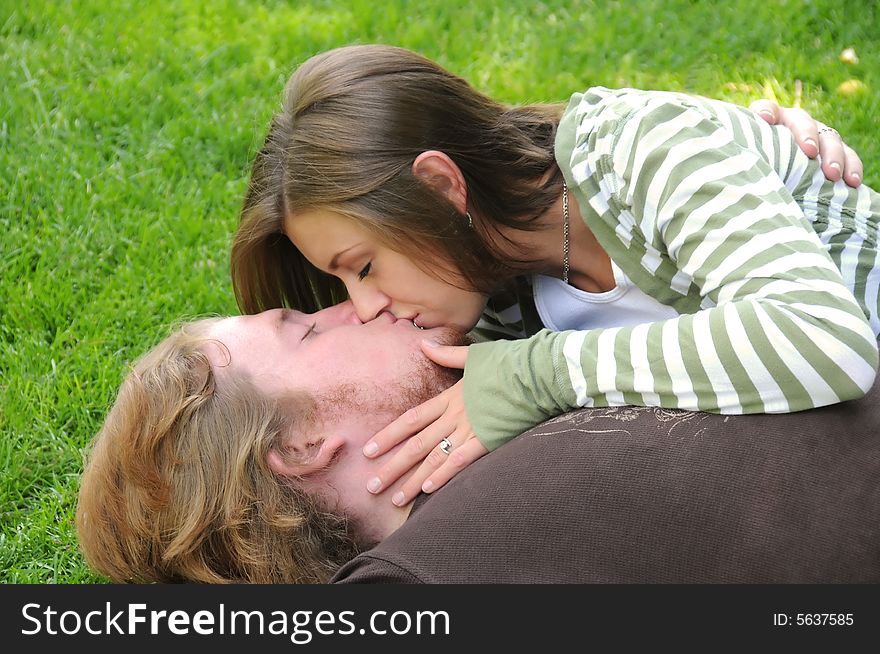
[465,211,473,228]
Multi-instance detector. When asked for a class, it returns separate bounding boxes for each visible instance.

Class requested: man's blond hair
[76,319,359,583]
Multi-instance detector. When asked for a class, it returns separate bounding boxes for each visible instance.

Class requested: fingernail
[367,477,382,493]
[757,110,774,121]
[392,491,406,506]
[422,339,439,348]
[851,172,861,183]
[804,138,817,150]
[830,162,841,172]
[422,480,434,493]
[363,442,378,457]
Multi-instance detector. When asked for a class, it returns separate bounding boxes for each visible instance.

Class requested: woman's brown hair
[231,44,563,314]
[76,320,359,583]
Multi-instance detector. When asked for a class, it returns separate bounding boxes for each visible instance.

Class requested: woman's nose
[347,285,392,323]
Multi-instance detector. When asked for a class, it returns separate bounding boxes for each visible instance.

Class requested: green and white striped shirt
[465,87,880,451]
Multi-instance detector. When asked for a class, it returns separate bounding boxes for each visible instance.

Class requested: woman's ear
[267,434,345,478]
[412,150,468,214]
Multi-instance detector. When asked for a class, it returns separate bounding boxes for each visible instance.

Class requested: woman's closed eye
[357,262,372,281]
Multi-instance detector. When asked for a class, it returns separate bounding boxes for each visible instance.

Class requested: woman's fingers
[421,437,489,494]
[420,340,469,368]
[364,378,475,504]
[842,142,864,187]
[749,100,864,188]
[772,105,820,158]
[390,434,459,507]
[363,392,446,458]
[749,99,782,125]
[392,430,488,507]
[816,125,845,182]
[366,414,454,495]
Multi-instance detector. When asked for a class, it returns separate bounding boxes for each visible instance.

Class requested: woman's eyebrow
[328,244,361,271]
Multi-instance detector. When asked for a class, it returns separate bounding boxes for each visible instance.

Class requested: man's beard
[315,326,471,421]
[395,326,471,410]
[310,327,472,550]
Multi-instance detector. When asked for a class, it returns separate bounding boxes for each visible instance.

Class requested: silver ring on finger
[438,437,453,455]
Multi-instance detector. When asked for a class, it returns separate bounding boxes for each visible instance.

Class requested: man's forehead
[202,317,257,370]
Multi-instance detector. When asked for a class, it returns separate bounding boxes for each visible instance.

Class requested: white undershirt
[533,260,679,331]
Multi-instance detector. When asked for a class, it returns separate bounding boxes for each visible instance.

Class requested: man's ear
[412,150,468,215]
[267,434,345,479]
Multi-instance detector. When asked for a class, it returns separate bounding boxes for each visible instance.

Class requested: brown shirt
[332,377,880,583]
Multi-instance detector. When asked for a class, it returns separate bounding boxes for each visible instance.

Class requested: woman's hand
[363,341,489,506]
[750,99,863,187]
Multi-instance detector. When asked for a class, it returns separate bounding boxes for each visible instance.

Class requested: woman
[232,45,879,506]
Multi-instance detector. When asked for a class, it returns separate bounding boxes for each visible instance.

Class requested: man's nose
[312,299,363,327]
[347,285,392,323]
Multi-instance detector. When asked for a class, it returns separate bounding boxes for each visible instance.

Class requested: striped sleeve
[464,95,878,451]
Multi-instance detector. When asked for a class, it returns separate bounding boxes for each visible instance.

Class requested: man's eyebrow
[277,309,312,341]
[328,244,361,271]
[277,308,299,330]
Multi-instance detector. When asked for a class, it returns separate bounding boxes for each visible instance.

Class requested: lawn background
[1,0,877,583]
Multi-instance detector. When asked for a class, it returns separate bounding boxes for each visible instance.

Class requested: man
[76,301,464,583]
[77,303,880,583]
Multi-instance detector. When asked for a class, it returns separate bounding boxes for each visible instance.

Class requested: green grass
[2,0,877,583]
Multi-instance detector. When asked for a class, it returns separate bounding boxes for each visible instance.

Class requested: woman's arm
[464,92,878,450]
[363,93,876,501]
